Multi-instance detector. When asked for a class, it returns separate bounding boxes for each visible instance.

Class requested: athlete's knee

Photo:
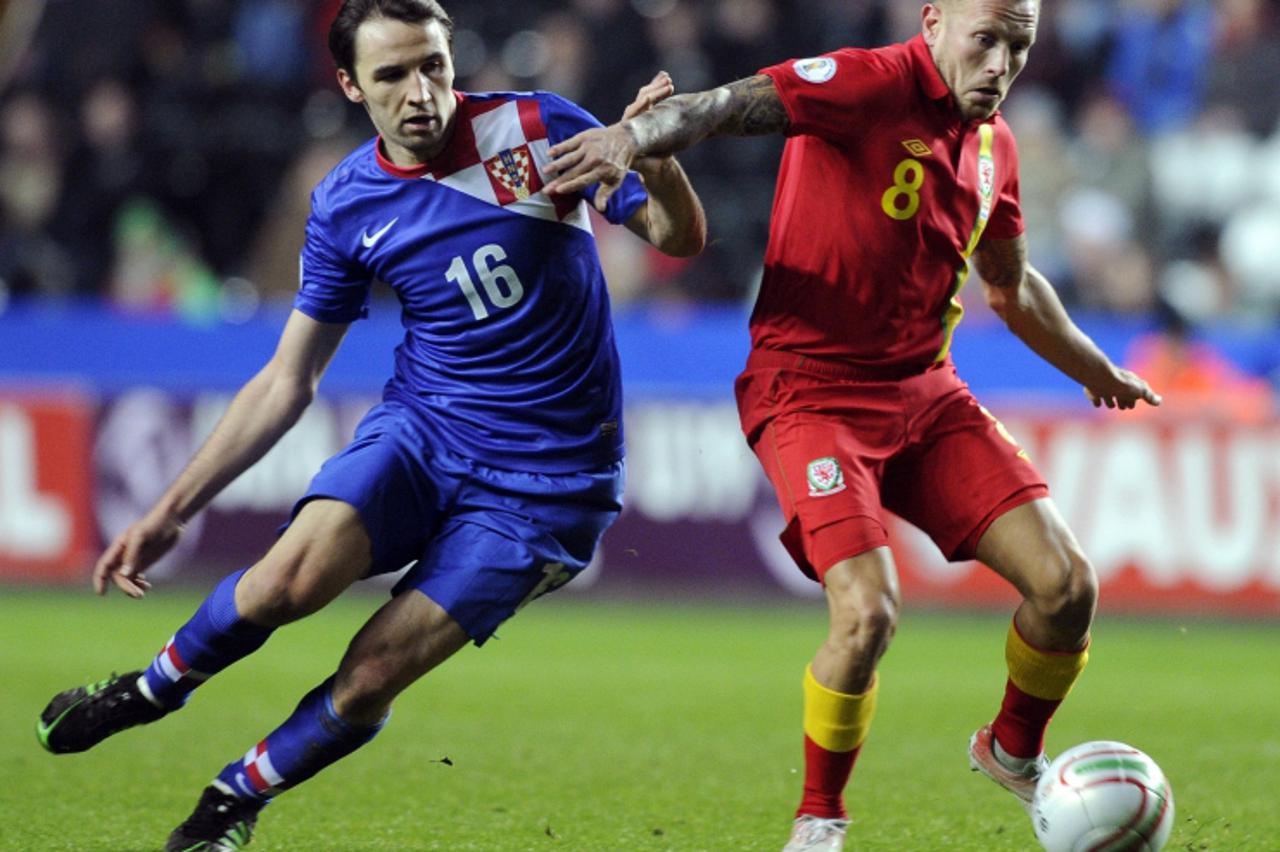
[237,558,340,625]
[1029,545,1097,633]
[825,573,899,658]
[238,502,371,626]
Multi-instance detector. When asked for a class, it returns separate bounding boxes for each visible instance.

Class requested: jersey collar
[907,34,1000,126]
[374,90,468,179]
[908,34,953,103]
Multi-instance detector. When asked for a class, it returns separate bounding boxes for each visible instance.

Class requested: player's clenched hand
[92,511,185,598]
[1084,368,1162,411]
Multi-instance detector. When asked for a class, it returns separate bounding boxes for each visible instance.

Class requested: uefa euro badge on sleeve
[793,56,837,84]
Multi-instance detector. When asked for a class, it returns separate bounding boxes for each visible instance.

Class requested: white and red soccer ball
[1031,741,1174,852]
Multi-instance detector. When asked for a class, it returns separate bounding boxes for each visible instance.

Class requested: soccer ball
[1031,741,1174,852]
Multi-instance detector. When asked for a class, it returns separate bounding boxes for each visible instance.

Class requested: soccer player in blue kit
[34,1,706,849]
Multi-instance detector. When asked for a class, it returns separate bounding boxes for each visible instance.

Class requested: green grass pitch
[1,588,1276,850]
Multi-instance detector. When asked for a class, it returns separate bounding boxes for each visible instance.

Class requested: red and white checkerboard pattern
[241,740,286,797]
[153,636,209,685]
[422,97,592,233]
[485,145,535,200]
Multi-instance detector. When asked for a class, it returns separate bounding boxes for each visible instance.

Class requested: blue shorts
[288,403,624,644]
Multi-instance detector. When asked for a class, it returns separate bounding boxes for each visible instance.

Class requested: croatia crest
[484,143,540,203]
[806,457,846,497]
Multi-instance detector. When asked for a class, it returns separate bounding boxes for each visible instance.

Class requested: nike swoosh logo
[361,217,399,248]
[35,697,84,750]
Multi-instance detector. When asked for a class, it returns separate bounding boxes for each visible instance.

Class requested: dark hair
[328,0,454,78]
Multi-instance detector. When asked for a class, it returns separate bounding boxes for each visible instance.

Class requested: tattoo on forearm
[728,75,790,135]
[627,74,788,156]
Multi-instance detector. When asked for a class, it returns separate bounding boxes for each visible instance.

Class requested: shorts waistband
[746,349,937,382]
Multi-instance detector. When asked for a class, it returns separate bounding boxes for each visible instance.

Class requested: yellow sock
[1005,619,1088,701]
[803,664,878,753]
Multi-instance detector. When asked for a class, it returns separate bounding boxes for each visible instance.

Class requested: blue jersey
[295,91,647,473]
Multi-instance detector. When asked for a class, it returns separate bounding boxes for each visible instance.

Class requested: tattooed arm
[544,74,787,209]
[976,234,1160,410]
[624,74,789,153]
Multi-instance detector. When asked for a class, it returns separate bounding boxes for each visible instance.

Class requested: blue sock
[214,678,386,800]
[139,568,275,711]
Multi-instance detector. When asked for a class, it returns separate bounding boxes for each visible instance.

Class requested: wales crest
[806,457,847,497]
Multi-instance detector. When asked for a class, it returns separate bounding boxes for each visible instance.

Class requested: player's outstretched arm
[618,72,707,257]
[545,74,787,209]
[93,310,350,598]
[974,234,1162,411]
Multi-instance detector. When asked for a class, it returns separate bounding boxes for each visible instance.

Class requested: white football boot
[782,814,849,851]
[968,723,1049,810]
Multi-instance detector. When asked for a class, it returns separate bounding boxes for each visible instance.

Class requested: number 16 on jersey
[446,243,526,320]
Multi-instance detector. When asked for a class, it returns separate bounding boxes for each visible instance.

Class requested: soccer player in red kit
[546,1,1160,849]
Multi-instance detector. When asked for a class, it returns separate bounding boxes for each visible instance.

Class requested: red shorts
[736,351,1048,582]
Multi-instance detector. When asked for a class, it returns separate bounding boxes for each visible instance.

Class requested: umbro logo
[901,139,933,157]
[361,217,399,248]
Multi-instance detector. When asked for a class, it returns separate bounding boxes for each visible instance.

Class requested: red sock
[992,619,1089,759]
[991,679,1062,758]
[798,735,860,819]
[795,666,878,820]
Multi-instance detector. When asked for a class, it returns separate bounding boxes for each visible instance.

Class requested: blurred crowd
[2,0,1280,328]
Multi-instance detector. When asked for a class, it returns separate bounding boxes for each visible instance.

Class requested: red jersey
[753,35,1024,370]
